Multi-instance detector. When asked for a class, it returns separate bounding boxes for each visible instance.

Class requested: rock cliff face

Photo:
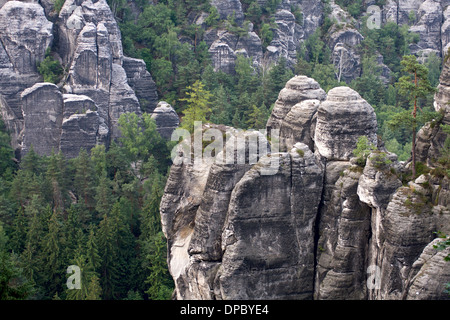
[204,0,450,83]
[0,0,164,159]
[162,69,450,299]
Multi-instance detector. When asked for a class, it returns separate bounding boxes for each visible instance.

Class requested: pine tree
[73,148,96,211]
[65,253,102,300]
[41,207,65,297]
[20,195,47,288]
[95,173,116,220]
[388,55,437,179]
[145,232,173,300]
[246,103,270,129]
[45,151,67,213]
[9,207,27,253]
[180,80,212,132]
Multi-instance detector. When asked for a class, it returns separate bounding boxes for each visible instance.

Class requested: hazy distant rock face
[409,0,443,58]
[266,9,303,68]
[21,83,63,156]
[329,28,364,83]
[161,131,324,299]
[206,27,263,73]
[211,0,244,25]
[314,87,378,161]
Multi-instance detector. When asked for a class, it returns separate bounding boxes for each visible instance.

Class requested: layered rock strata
[162,73,450,300]
[0,0,166,159]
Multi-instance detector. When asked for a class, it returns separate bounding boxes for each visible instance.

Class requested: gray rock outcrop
[266,75,326,151]
[161,127,325,299]
[60,110,100,159]
[122,56,159,113]
[0,0,165,159]
[151,101,179,140]
[265,9,303,68]
[314,87,378,161]
[21,83,63,157]
[162,72,450,300]
[0,1,53,154]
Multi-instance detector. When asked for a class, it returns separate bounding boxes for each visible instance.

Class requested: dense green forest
[113,0,442,160]
[0,0,449,300]
[0,114,174,300]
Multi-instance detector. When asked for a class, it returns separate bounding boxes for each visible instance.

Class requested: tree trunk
[411,71,418,179]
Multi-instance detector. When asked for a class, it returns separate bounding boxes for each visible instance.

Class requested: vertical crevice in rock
[312,156,327,298]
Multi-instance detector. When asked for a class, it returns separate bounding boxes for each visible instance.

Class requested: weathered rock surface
[0,1,53,75]
[206,28,263,73]
[163,72,450,300]
[151,101,179,140]
[211,0,244,26]
[266,75,326,151]
[409,0,443,59]
[21,83,63,157]
[60,110,100,159]
[63,94,96,118]
[0,0,164,159]
[161,132,325,299]
[0,0,52,151]
[406,238,450,300]
[315,164,371,300]
[416,48,450,166]
[329,27,364,84]
[266,9,303,68]
[314,87,378,161]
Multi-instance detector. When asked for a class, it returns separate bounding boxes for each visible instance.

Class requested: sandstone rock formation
[21,83,63,157]
[314,86,378,161]
[266,75,326,151]
[0,0,169,159]
[162,73,450,300]
[151,101,180,140]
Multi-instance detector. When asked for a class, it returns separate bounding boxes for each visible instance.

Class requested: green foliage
[0,112,174,300]
[335,0,363,18]
[353,136,376,167]
[387,55,438,179]
[433,231,450,262]
[369,151,392,170]
[118,112,170,172]
[53,0,65,14]
[260,23,274,49]
[37,49,63,84]
[0,116,16,177]
[180,80,213,132]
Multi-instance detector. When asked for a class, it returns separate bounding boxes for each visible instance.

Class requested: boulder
[151,101,179,140]
[314,86,378,161]
[266,75,326,151]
